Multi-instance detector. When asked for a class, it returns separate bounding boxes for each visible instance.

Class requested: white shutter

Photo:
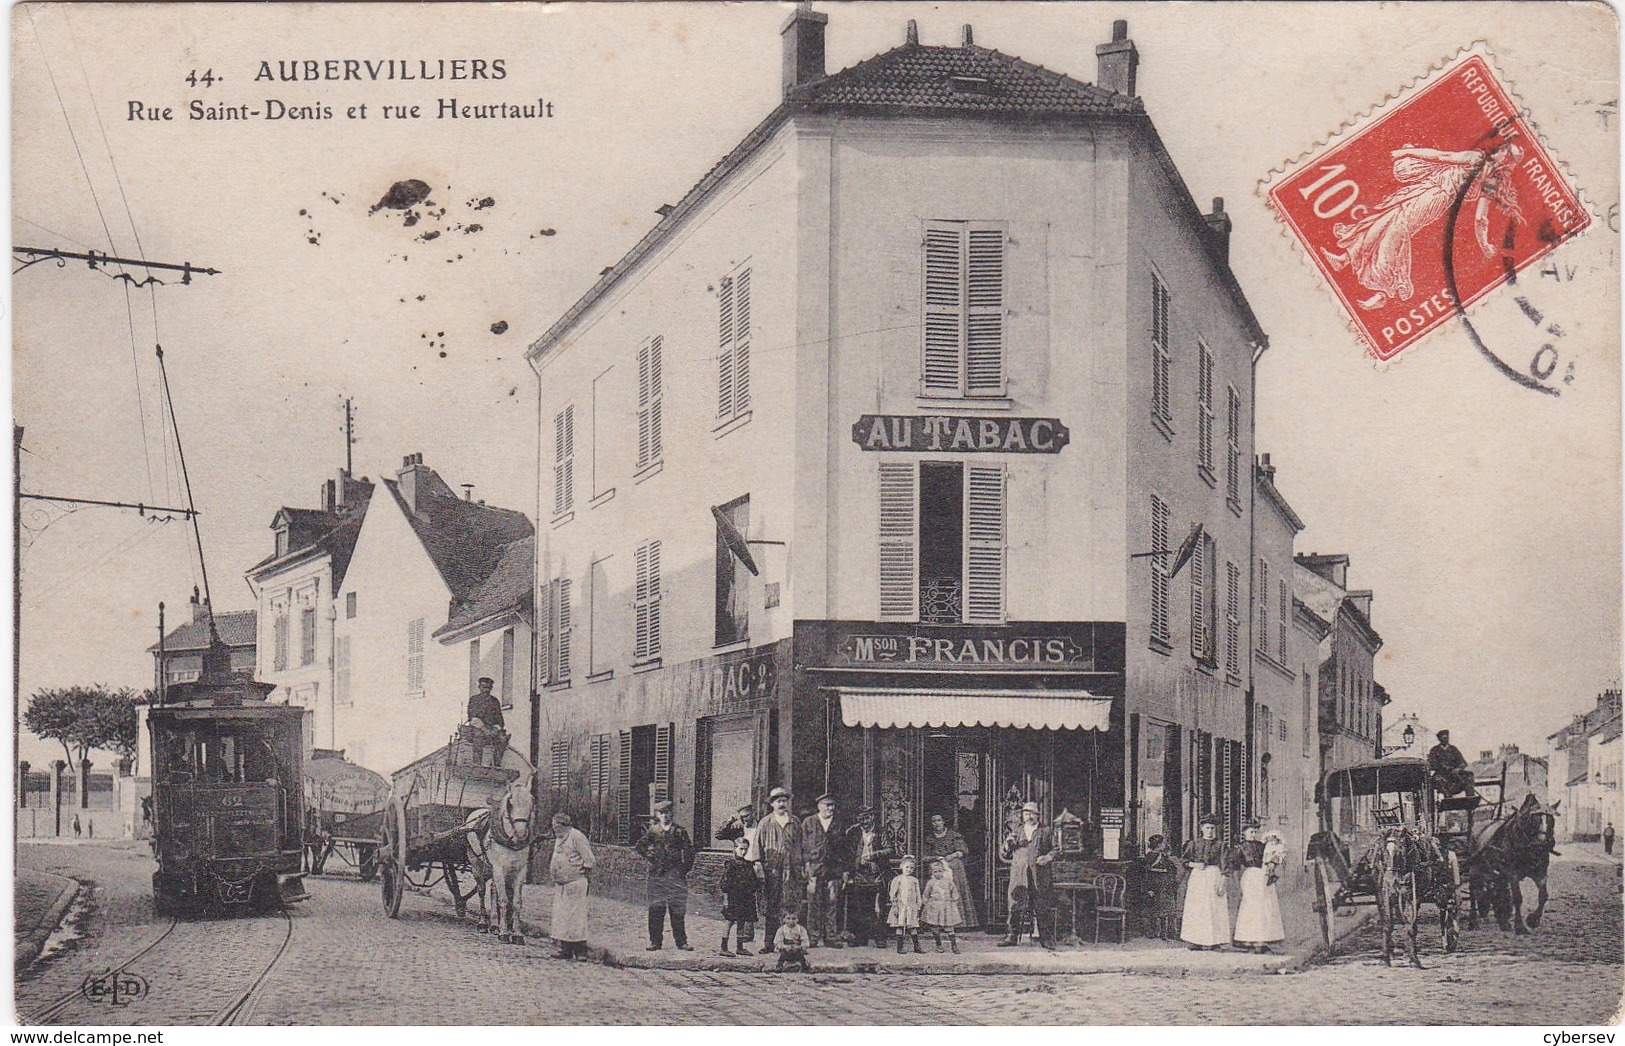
[406,618,425,692]
[1258,559,1270,655]
[964,463,1007,623]
[1198,344,1214,472]
[922,224,964,395]
[554,405,574,516]
[556,578,573,681]
[717,276,735,418]
[877,462,918,620]
[1152,275,1171,422]
[1227,387,1242,501]
[1189,532,1207,659]
[733,269,751,412]
[636,339,655,469]
[654,723,673,805]
[965,228,1005,396]
[635,540,661,661]
[1225,561,1241,676]
[1150,495,1170,642]
[1278,579,1289,657]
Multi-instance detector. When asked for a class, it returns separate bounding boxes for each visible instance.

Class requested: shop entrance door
[921,730,990,928]
[987,730,1054,927]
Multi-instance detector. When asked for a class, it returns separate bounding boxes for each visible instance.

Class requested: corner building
[527,11,1265,917]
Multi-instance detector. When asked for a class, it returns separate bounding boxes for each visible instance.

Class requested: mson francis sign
[852,415,1070,453]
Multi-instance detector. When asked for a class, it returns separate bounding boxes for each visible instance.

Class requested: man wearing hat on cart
[465,677,506,766]
[999,801,1057,948]
[755,786,804,953]
[634,799,696,950]
[801,792,853,948]
[1427,730,1477,799]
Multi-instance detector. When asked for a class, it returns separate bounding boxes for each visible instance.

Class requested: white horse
[485,777,535,944]
[462,808,495,932]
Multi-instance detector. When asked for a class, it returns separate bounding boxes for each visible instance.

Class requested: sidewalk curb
[1275,906,1378,973]
[15,874,81,971]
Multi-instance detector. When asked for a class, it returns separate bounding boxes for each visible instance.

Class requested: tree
[24,685,140,775]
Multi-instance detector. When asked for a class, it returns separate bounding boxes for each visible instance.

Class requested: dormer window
[275,526,289,557]
[946,75,996,96]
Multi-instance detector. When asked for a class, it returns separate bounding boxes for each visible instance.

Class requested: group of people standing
[1151,816,1286,954]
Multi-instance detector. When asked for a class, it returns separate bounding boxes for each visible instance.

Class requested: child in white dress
[887,854,924,954]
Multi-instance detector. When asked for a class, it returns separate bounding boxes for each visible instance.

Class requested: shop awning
[836,688,1112,731]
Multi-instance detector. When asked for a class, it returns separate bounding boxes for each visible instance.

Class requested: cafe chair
[1094,872,1128,944]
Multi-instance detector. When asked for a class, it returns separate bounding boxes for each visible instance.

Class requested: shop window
[697,715,756,849]
[921,220,1006,399]
[877,461,1006,624]
[715,496,750,646]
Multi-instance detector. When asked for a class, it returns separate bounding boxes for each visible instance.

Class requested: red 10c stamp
[1265,47,1590,362]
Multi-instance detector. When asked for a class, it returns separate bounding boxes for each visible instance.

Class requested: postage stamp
[1264,45,1591,362]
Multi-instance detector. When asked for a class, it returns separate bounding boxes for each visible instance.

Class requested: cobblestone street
[16,841,1621,1025]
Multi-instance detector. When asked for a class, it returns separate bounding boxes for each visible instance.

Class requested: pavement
[15,867,80,970]
[509,877,1372,976]
[16,840,1622,1024]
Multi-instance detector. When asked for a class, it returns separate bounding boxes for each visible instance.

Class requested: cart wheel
[358,845,378,883]
[380,800,406,918]
[1313,861,1336,948]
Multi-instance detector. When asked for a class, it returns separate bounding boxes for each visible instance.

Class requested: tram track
[207,906,295,1026]
[22,913,181,1025]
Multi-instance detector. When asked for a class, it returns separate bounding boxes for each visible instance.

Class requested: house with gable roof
[526,8,1276,912]
[333,454,533,776]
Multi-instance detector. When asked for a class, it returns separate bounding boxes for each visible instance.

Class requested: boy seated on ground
[772,909,812,972]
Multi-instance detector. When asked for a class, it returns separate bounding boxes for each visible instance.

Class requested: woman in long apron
[549,813,595,959]
[1233,821,1285,953]
[1180,815,1231,950]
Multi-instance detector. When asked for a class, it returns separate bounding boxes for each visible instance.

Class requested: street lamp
[1402,724,1415,748]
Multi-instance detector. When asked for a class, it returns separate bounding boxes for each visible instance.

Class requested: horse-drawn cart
[304,750,390,880]
[1306,757,1464,964]
[377,726,533,919]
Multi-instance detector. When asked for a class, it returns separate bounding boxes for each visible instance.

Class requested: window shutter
[635,540,662,661]
[1189,533,1207,659]
[1198,344,1214,472]
[1225,561,1241,676]
[733,269,751,412]
[1220,739,1234,839]
[1258,559,1271,656]
[1278,579,1289,658]
[617,729,632,843]
[273,614,289,672]
[554,406,575,516]
[965,228,1005,396]
[654,723,672,805]
[556,578,572,681]
[717,276,735,419]
[922,224,964,395]
[963,463,1006,624]
[335,636,351,704]
[1226,387,1242,501]
[591,734,611,797]
[406,618,425,692]
[877,462,918,619]
[637,337,663,469]
[551,738,570,792]
[1150,495,1170,643]
[1152,275,1171,422]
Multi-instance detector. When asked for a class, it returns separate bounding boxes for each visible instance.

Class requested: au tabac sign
[851,415,1070,454]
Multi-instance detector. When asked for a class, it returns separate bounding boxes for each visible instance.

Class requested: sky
[9,2,1620,771]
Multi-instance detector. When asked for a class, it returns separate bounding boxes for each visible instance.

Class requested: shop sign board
[851,414,1070,453]
[796,621,1124,676]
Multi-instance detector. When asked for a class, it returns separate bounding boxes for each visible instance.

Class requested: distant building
[1294,554,1384,779]
[1547,687,1622,841]
[244,469,373,751]
[433,535,536,769]
[1468,743,1548,808]
[1382,711,1432,759]
[332,454,533,776]
[147,589,257,690]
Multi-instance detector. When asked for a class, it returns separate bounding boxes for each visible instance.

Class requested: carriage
[303,750,390,880]
[377,725,534,919]
[1305,757,1465,959]
[148,675,308,915]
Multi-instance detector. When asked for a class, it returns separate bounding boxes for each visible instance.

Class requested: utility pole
[344,398,354,474]
[13,425,22,790]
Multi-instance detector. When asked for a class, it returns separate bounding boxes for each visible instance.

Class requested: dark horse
[1372,826,1456,967]
[1471,794,1560,935]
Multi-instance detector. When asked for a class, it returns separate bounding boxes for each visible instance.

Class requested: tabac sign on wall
[851,415,1070,453]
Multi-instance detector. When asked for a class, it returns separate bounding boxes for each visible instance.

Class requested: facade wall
[441,617,535,772]
[333,496,464,776]
[253,553,333,751]
[1320,609,1380,774]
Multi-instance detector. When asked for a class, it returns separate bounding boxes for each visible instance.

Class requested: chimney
[1205,197,1233,262]
[323,478,337,514]
[961,24,974,47]
[1502,743,1520,756]
[397,453,428,513]
[905,19,918,45]
[461,483,475,502]
[190,585,209,625]
[1295,553,1350,589]
[1347,590,1373,623]
[1480,750,1494,763]
[781,3,827,97]
[1095,19,1139,97]
[1258,452,1276,481]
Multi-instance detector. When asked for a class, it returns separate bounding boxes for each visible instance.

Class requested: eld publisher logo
[79,968,149,1007]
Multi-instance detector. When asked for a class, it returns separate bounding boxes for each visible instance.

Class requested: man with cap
[465,677,505,766]
[634,799,696,950]
[800,793,853,948]
[754,786,804,952]
[998,801,1057,948]
[845,806,892,947]
[1427,730,1476,798]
